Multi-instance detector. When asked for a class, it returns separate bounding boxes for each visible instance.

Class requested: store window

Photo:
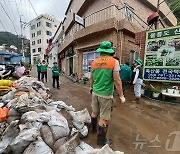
[82,49,99,78]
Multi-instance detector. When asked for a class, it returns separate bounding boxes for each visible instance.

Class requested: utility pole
[155,0,160,29]
[20,15,25,62]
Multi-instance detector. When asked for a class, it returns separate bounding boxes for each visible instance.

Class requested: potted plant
[151,87,161,98]
[144,85,153,98]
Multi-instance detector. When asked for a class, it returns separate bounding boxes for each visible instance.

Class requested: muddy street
[31,68,180,154]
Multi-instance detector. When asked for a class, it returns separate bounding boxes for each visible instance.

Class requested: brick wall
[135,31,146,61]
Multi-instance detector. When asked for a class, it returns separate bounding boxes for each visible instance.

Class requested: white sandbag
[0,103,4,107]
[21,111,39,123]
[23,137,54,154]
[69,108,91,137]
[15,94,30,112]
[6,98,18,108]
[75,144,124,154]
[69,108,91,124]
[46,111,69,140]
[51,101,75,111]
[1,88,16,102]
[10,127,40,153]
[0,120,19,154]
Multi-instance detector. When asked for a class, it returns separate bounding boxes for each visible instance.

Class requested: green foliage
[22,61,31,70]
[165,0,180,25]
[0,32,22,52]
[145,85,161,93]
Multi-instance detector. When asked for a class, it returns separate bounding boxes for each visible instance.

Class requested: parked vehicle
[0,64,15,79]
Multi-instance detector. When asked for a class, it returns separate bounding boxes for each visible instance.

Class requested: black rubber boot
[90,117,97,134]
[97,125,112,146]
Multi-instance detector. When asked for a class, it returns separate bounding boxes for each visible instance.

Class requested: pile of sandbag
[0,76,124,154]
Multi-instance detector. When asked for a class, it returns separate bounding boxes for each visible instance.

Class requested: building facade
[30,14,60,65]
[47,23,64,68]
[56,0,177,78]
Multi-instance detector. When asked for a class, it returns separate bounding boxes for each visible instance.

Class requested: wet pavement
[31,67,180,154]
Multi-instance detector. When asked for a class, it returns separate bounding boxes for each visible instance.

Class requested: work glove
[119,95,125,103]
[133,80,136,84]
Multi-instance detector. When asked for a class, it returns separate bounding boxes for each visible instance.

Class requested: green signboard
[143,26,180,82]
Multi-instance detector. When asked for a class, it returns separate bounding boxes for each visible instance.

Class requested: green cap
[96,41,115,53]
[135,59,143,66]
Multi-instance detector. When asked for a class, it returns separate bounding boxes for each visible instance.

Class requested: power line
[28,0,47,32]
[0,6,12,32]
[0,2,18,35]
[162,2,180,21]
[0,18,7,31]
[7,0,21,32]
[14,0,22,21]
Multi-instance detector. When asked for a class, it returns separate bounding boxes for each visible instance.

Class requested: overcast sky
[0,0,70,38]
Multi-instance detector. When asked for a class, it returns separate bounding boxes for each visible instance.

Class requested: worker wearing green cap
[133,59,143,103]
[89,41,125,146]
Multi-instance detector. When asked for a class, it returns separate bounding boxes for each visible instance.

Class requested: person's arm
[113,60,125,103]
[133,69,139,84]
[90,72,93,94]
[113,71,125,103]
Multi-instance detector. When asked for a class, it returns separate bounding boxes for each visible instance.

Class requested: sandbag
[7,108,21,124]
[46,111,69,141]
[55,133,80,154]
[0,120,19,154]
[0,80,13,87]
[23,137,54,154]
[10,127,40,153]
[53,137,67,152]
[77,144,124,154]
[0,107,9,122]
[40,124,54,150]
[69,108,91,137]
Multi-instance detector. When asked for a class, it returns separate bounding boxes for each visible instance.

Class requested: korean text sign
[144,26,180,82]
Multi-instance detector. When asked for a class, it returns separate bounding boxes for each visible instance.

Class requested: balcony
[59,4,148,52]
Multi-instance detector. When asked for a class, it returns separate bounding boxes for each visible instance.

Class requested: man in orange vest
[90,41,125,146]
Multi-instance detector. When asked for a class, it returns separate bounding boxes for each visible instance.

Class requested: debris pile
[0,76,124,154]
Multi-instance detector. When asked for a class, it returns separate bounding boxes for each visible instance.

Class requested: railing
[85,5,123,27]
[59,4,148,47]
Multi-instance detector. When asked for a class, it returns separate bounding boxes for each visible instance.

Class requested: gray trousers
[134,78,143,97]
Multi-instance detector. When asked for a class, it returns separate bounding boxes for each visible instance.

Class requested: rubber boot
[136,97,140,104]
[90,117,97,134]
[97,125,112,146]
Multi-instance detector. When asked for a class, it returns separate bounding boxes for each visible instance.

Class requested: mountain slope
[0,32,22,52]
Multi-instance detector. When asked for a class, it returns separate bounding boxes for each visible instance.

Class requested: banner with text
[143,26,180,82]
